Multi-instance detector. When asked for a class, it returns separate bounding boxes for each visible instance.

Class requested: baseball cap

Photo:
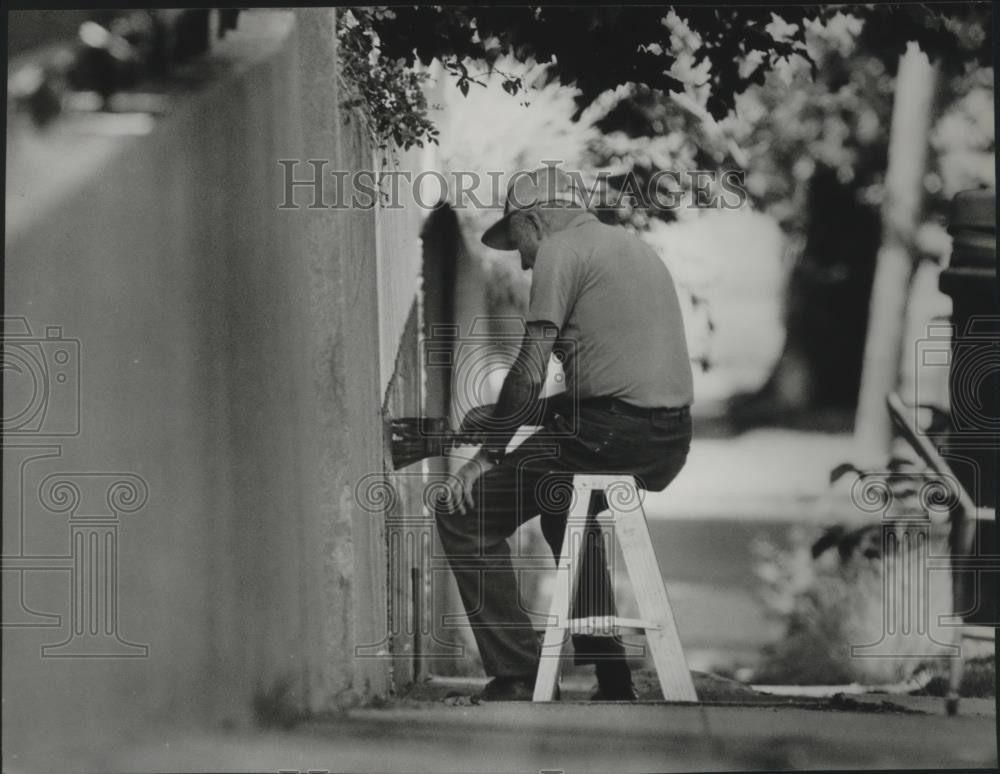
[481,166,589,250]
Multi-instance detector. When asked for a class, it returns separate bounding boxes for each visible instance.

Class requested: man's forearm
[488,369,541,453]
[473,324,555,462]
[483,354,544,458]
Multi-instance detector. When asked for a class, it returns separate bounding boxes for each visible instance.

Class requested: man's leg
[434,461,545,678]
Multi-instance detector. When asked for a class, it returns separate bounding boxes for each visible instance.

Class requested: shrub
[752,520,959,686]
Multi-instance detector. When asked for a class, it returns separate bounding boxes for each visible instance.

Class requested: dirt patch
[392,667,933,716]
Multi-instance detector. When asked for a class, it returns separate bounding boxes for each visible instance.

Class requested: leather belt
[581,397,690,420]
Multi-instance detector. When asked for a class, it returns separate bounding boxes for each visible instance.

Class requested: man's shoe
[590,681,639,701]
[478,676,535,702]
[591,662,639,701]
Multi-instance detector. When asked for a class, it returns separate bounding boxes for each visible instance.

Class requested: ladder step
[566,616,659,635]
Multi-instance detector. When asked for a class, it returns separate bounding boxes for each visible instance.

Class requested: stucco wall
[375,146,431,399]
[3,9,419,759]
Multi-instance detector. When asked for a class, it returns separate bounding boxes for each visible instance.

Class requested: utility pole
[853,43,940,466]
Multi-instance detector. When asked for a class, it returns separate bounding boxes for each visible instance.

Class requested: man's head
[482,166,589,270]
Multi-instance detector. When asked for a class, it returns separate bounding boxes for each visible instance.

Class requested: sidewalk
[17,696,995,773]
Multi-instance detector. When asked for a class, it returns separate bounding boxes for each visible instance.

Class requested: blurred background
[3,6,996,771]
[421,5,995,692]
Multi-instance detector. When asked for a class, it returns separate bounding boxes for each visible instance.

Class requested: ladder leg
[612,481,697,702]
[946,636,965,715]
[533,480,589,701]
[533,619,566,700]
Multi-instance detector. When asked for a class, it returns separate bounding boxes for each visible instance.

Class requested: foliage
[751,520,957,686]
[622,11,993,412]
[432,60,603,318]
[592,11,993,236]
[352,4,991,389]
[342,4,990,150]
[751,445,967,685]
[337,8,438,151]
[431,60,724,360]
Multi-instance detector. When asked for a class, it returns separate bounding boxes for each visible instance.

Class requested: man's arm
[444,320,558,515]
[478,320,559,462]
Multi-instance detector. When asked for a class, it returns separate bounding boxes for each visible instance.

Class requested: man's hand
[443,455,495,516]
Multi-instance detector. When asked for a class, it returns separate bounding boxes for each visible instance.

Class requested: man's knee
[434,499,474,554]
[433,467,518,555]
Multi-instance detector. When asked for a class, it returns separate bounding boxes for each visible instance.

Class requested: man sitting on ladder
[437,165,695,701]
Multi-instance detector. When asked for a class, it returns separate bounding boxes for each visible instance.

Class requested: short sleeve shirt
[527,212,694,409]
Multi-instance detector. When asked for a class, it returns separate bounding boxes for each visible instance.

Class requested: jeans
[434,396,692,677]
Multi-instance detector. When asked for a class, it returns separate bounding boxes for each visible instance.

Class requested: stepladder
[533,473,698,702]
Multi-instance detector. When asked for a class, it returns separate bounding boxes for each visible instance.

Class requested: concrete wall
[3,9,431,760]
[375,146,431,398]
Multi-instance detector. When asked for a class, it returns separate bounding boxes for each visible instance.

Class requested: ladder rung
[566,616,660,635]
[973,507,995,521]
